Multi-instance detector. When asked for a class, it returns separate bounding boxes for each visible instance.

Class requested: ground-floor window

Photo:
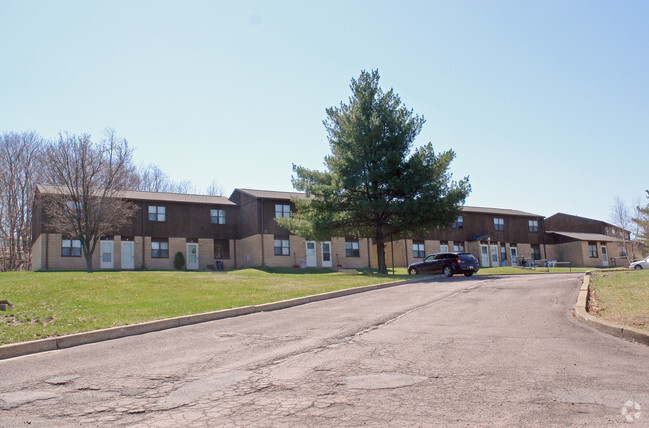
[500,244,507,260]
[61,239,81,257]
[214,239,230,259]
[440,241,449,253]
[346,239,360,257]
[413,241,425,258]
[274,236,290,256]
[588,242,598,258]
[151,238,169,258]
[453,242,465,252]
[531,244,541,260]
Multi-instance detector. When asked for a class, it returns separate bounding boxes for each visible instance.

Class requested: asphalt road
[1,273,648,427]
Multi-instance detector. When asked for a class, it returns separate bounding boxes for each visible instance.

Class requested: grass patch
[589,270,649,331]
[0,269,406,345]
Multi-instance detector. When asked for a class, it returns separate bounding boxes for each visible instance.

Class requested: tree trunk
[375,226,388,274]
[83,245,94,273]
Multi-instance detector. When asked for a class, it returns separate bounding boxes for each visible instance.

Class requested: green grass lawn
[0,268,408,345]
[0,265,608,346]
[589,270,649,331]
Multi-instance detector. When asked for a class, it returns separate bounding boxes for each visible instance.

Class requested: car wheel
[443,266,453,277]
[634,265,643,270]
[464,272,473,277]
[409,268,418,275]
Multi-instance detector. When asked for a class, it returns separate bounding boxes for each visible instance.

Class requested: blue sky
[1,0,648,223]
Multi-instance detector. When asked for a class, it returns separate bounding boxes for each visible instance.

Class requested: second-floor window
[529,220,539,232]
[452,216,463,229]
[275,204,291,218]
[494,218,504,231]
[149,205,166,222]
[210,209,226,224]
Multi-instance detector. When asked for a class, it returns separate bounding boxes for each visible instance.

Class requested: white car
[629,256,649,270]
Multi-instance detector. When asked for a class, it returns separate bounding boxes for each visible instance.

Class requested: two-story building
[229,189,372,269]
[544,213,626,267]
[31,185,629,271]
[377,206,547,269]
[32,185,237,271]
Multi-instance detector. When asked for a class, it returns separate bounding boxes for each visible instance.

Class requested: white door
[100,241,114,269]
[187,243,199,270]
[480,245,489,267]
[602,245,608,267]
[321,241,332,267]
[490,245,499,267]
[510,247,518,266]
[306,241,317,267]
[121,241,135,270]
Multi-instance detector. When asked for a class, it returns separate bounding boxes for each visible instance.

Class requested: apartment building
[544,213,627,267]
[31,185,625,271]
[32,185,237,271]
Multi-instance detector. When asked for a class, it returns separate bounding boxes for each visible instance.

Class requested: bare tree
[40,130,137,272]
[0,132,41,271]
[633,190,649,256]
[138,164,172,192]
[205,180,224,197]
[610,196,634,263]
[137,164,196,194]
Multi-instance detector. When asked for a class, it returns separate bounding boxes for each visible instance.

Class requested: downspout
[541,216,547,260]
[259,200,265,267]
[142,201,146,270]
[44,208,49,270]
[390,233,395,275]
[404,234,409,267]
[233,224,238,269]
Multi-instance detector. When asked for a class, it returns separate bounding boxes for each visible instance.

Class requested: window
[149,206,166,222]
[453,242,465,252]
[61,239,81,257]
[210,209,226,224]
[452,216,463,229]
[618,244,627,257]
[346,239,360,257]
[413,241,425,259]
[214,239,230,259]
[531,245,541,260]
[440,241,449,253]
[275,204,291,218]
[500,244,507,260]
[494,218,504,231]
[528,220,539,232]
[274,237,290,256]
[151,238,169,258]
[588,242,598,258]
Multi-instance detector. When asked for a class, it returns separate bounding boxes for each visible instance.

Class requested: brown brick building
[31,185,627,271]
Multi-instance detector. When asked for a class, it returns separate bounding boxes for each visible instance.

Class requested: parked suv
[408,252,480,277]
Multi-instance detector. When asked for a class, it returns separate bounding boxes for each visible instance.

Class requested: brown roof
[547,231,622,243]
[234,188,308,200]
[461,206,541,217]
[36,184,236,206]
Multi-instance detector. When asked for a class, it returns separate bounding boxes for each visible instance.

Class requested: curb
[0,277,419,361]
[574,272,649,346]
